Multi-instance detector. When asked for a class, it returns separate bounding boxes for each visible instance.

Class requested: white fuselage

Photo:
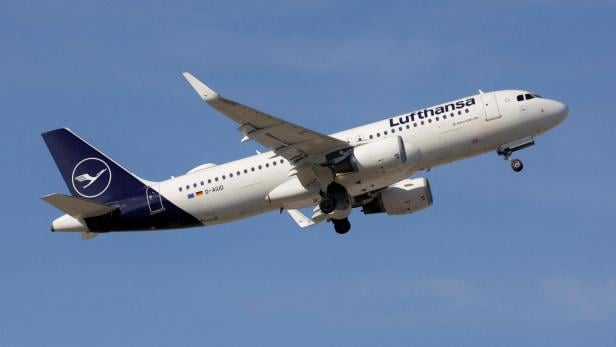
[159,90,567,226]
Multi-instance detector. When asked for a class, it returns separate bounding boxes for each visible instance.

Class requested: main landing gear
[332,218,351,234]
[497,137,535,173]
[319,195,336,214]
[319,182,352,234]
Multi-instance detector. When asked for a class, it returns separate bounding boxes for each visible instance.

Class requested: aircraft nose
[548,99,568,125]
[555,100,569,123]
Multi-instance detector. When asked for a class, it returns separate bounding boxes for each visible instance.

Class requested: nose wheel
[499,148,524,173]
[511,158,523,172]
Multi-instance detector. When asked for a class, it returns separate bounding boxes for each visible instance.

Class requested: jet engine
[331,136,420,174]
[362,178,433,215]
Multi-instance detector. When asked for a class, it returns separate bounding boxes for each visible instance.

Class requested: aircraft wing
[182,72,350,164]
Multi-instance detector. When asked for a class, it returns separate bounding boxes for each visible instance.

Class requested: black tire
[333,218,351,234]
[511,159,523,172]
[319,197,336,214]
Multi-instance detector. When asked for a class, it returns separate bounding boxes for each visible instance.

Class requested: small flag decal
[187,193,195,199]
[196,191,204,197]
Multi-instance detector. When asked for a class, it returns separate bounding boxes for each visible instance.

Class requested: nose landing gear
[500,149,524,172]
[497,137,534,173]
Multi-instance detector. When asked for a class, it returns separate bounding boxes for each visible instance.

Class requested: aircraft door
[146,185,165,214]
[481,92,502,121]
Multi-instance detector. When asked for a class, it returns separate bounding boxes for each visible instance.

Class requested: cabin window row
[178,158,286,192]
[367,108,470,140]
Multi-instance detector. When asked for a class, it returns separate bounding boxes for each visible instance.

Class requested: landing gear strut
[332,218,351,234]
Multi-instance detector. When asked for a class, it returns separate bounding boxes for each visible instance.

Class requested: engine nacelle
[362,178,433,215]
[332,136,420,174]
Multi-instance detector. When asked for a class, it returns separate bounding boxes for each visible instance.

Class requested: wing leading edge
[182,72,349,164]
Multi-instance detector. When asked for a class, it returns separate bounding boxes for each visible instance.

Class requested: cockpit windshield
[517,93,542,101]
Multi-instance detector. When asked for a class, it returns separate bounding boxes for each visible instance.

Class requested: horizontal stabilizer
[42,193,116,219]
[287,209,317,228]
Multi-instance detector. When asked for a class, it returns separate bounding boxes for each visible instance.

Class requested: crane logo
[71,158,112,198]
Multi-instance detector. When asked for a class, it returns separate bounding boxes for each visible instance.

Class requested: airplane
[41,73,568,239]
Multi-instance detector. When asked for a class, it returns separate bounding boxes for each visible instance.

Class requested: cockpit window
[517,93,542,102]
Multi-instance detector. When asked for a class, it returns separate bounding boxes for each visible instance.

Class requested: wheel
[319,197,336,214]
[511,159,523,172]
[333,218,351,234]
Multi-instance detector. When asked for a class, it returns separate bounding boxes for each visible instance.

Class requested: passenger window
[376,133,381,137]
[391,129,395,134]
[266,163,269,168]
[369,135,373,139]
[229,173,233,178]
[258,165,262,170]
[208,179,211,184]
[251,167,255,171]
[215,177,218,182]
[399,126,403,131]
[200,181,204,186]
[384,131,388,135]
[443,115,447,119]
[465,109,469,113]
[428,119,432,123]
[222,175,226,180]
[414,123,417,127]
[244,169,248,174]
[179,187,182,192]
[517,95,524,102]
[280,159,284,164]
[237,171,240,175]
[406,125,410,129]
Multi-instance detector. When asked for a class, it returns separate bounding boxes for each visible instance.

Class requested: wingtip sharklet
[182,72,219,102]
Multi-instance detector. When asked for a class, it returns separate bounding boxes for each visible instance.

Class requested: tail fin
[42,128,146,203]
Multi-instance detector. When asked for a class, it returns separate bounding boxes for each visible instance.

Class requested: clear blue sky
[1,1,615,346]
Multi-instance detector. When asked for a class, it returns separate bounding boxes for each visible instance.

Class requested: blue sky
[1,1,615,346]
